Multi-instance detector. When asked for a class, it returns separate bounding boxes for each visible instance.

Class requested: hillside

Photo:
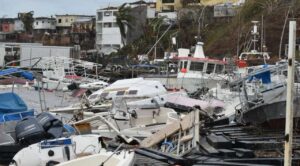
[203,0,300,59]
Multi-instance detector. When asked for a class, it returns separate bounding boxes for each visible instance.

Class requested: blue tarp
[20,71,34,81]
[248,65,271,84]
[0,68,34,80]
[0,92,28,114]
[0,92,32,122]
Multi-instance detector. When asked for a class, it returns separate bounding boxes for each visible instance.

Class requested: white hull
[144,76,225,92]
[57,150,134,166]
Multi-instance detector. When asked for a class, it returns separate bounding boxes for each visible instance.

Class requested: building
[96,3,149,55]
[156,0,203,12]
[214,3,236,18]
[0,18,15,33]
[33,17,56,34]
[14,19,24,32]
[71,17,95,50]
[55,14,94,34]
[96,7,123,54]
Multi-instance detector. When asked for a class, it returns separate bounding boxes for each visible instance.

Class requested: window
[113,11,118,16]
[215,64,224,74]
[42,21,44,23]
[104,11,112,16]
[116,91,125,96]
[103,23,112,27]
[183,61,187,69]
[162,0,174,3]
[206,63,215,74]
[128,90,138,95]
[190,62,204,71]
[58,19,62,23]
[65,18,68,23]
[97,12,103,21]
[36,21,38,25]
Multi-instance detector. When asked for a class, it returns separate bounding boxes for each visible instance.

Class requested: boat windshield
[206,63,215,74]
[215,64,224,74]
[190,62,204,72]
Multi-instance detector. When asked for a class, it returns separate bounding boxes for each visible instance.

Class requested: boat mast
[284,21,296,166]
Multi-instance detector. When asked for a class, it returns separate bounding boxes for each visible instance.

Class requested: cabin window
[206,63,215,74]
[116,91,125,96]
[128,90,138,95]
[183,61,188,69]
[215,64,224,74]
[190,62,204,71]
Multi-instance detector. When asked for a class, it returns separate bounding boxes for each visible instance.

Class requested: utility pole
[284,21,296,166]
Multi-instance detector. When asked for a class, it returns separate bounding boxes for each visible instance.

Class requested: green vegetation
[113,0,300,60]
[19,11,34,33]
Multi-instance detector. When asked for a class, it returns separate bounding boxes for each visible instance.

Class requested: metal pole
[146,23,173,57]
[284,21,296,166]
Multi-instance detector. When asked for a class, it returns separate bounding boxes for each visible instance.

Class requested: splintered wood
[140,112,194,148]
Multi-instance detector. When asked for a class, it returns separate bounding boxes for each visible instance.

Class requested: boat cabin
[175,42,226,76]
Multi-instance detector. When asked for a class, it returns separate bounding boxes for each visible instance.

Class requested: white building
[96,7,124,54]
[33,17,56,33]
[14,19,24,32]
[56,15,94,34]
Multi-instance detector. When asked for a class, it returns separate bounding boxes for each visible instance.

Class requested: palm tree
[115,4,134,46]
[19,11,34,34]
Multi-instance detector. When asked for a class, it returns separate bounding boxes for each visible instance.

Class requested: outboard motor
[36,112,64,138]
[15,117,46,145]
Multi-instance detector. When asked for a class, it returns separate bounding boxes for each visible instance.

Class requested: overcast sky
[0,0,153,18]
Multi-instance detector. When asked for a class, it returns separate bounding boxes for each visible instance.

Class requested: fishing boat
[234,63,300,127]
[143,42,228,92]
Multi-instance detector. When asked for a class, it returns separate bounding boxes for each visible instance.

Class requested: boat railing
[0,109,35,123]
[3,57,43,69]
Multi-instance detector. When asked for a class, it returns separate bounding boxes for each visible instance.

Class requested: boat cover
[0,92,28,114]
[0,92,30,122]
[248,65,271,84]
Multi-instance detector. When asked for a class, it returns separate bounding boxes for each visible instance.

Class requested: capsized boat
[235,63,300,127]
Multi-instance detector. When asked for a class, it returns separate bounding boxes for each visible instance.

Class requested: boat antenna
[251,21,259,53]
[197,6,207,42]
[278,7,291,59]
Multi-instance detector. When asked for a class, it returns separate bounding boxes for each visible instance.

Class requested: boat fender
[64,146,70,161]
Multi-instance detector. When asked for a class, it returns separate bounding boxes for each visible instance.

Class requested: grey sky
[0,0,152,18]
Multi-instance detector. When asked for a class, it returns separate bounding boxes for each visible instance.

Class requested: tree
[115,4,134,45]
[19,11,34,33]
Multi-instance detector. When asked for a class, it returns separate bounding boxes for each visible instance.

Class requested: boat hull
[237,97,300,127]
[144,76,224,92]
